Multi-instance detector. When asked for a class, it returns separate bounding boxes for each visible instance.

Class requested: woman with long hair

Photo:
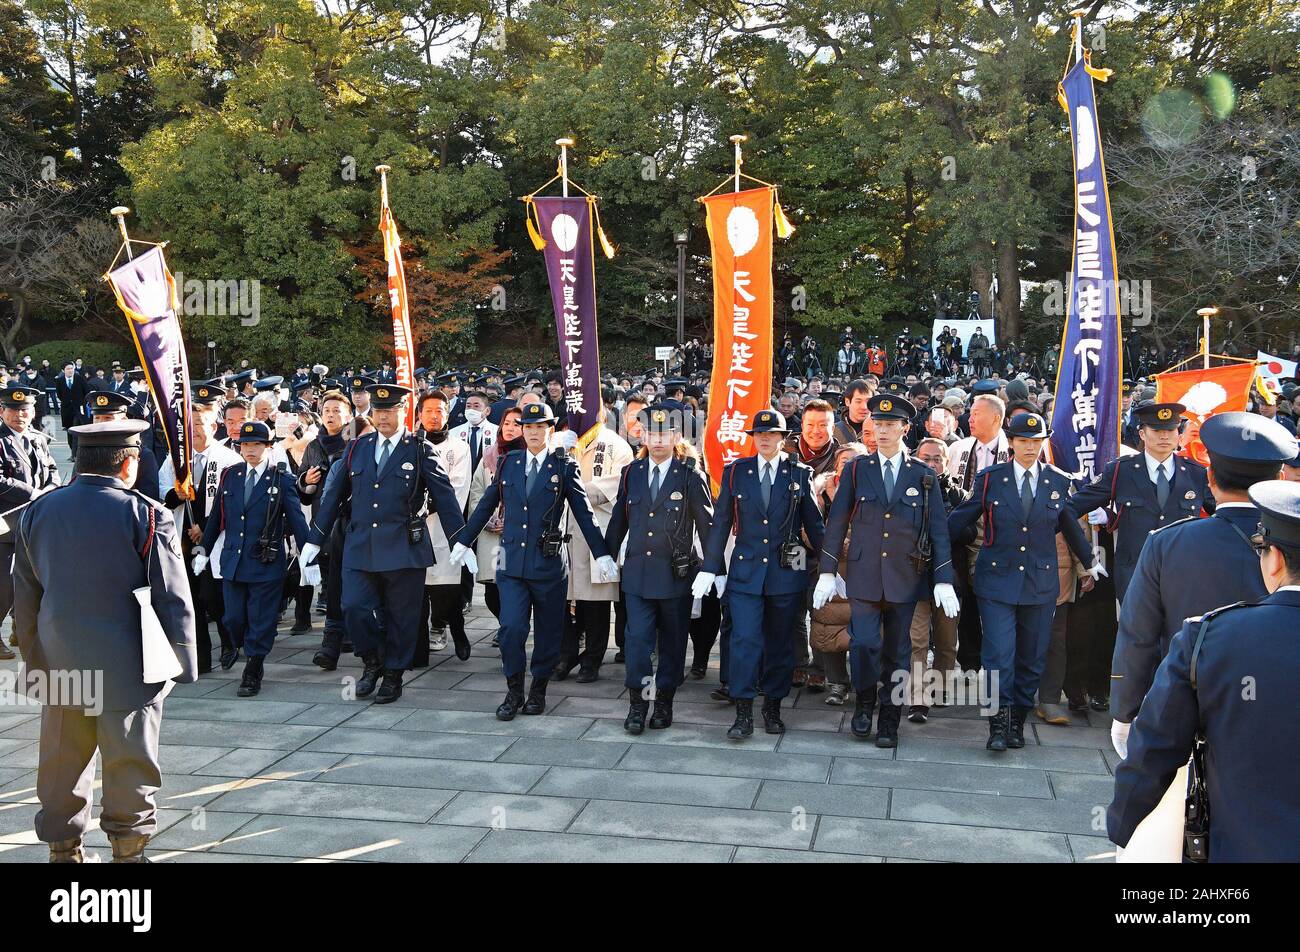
[468,406,524,645]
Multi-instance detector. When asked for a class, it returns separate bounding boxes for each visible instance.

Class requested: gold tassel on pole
[773,195,796,239]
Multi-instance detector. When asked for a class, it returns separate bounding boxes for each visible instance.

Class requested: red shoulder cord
[729,462,740,535]
[1104,461,1123,533]
[141,504,156,560]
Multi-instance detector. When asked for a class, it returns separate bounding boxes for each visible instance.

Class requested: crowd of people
[6,335,1300,862]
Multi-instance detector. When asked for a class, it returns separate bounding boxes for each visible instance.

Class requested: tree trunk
[2,295,27,364]
[997,240,1020,344]
[970,238,993,320]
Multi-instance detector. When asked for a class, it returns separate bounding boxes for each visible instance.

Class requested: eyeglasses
[1250,532,1272,556]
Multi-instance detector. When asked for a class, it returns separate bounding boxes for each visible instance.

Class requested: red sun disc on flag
[1269,361,1284,374]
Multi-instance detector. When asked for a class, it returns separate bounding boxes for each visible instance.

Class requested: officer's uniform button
[1158,515,1165,520]
[372,523,378,528]
[885,514,891,519]
[648,531,653,537]
[523,506,528,511]
[738,555,744,560]
[762,558,768,563]
[882,552,888,557]
[373,503,378,508]
[522,523,527,529]
[1019,546,1026,551]
[649,512,655,517]
[1019,566,1025,571]
[761,538,767,543]
[1022,527,1027,532]
[883,532,889,538]
[762,519,768,525]
[991,561,997,566]
[374,484,379,489]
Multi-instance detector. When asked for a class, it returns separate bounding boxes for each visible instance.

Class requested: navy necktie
[760,462,771,509]
[1156,464,1170,509]
[245,468,258,504]
[378,438,391,473]
[882,459,895,501]
[527,457,540,495]
[470,426,481,472]
[650,465,662,503]
[1021,470,1034,517]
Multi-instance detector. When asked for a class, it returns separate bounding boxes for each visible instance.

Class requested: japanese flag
[1257,350,1297,384]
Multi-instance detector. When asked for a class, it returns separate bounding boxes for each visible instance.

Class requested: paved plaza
[0,431,1118,863]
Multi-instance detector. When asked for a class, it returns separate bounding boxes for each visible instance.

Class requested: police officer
[193,421,309,697]
[0,383,61,659]
[697,409,825,739]
[813,395,959,747]
[1066,401,1213,602]
[948,412,1104,751]
[451,401,618,720]
[301,384,465,703]
[13,420,196,862]
[1108,479,1300,861]
[1109,412,1297,753]
[86,389,162,501]
[604,405,714,733]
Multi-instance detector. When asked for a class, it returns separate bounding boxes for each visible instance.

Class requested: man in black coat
[54,361,88,430]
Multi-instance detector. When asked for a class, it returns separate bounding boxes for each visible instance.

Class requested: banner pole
[1198,306,1218,370]
[556,137,574,198]
[375,164,390,207]
[730,134,746,192]
[110,206,134,261]
[1071,8,1085,64]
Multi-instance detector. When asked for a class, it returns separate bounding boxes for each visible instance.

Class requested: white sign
[655,346,674,361]
[931,319,998,353]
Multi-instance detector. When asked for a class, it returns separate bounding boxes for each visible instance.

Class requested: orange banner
[701,187,775,492]
[379,197,417,432]
[1155,363,1258,466]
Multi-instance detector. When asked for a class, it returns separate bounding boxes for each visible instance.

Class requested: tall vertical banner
[378,190,417,431]
[530,195,603,448]
[106,245,193,499]
[1155,363,1261,466]
[1050,54,1123,481]
[701,187,776,493]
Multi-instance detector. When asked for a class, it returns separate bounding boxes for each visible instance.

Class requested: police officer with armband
[813,394,958,747]
[451,401,618,720]
[193,421,310,697]
[698,409,824,740]
[1065,401,1213,602]
[1108,479,1300,862]
[14,420,196,863]
[604,404,713,733]
[948,411,1104,751]
[300,384,467,704]
[1108,411,1297,758]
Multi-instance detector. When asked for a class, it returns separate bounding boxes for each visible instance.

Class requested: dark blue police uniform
[701,410,824,738]
[1109,480,1300,861]
[1110,411,1297,724]
[459,402,610,719]
[307,384,466,703]
[604,407,714,732]
[818,394,955,745]
[948,412,1095,750]
[1066,401,1212,602]
[200,421,309,696]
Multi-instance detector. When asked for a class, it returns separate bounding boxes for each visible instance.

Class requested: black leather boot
[496,673,526,721]
[727,698,754,739]
[219,645,240,670]
[761,697,786,734]
[355,654,383,698]
[49,838,84,863]
[625,697,650,734]
[374,669,404,704]
[850,693,875,738]
[237,656,264,697]
[313,628,343,670]
[875,705,901,748]
[649,688,675,729]
[109,833,150,863]
[986,710,1009,751]
[522,677,549,715]
[552,656,578,681]
[1009,705,1029,749]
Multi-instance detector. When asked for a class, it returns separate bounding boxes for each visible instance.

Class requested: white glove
[461,547,479,574]
[449,542,473,568]
[812,573,837,610]
[1111,720,1131,759]
[596,554,619,582]
[299,542,321,567]
[190,552,208,576]
[558,429,578,451]
[835,575,846,598]
[301,563,322,587]
[1087,507,1109,525]
[714,575,727,597]
[934,582,960,619]
[1086,561,1109,581]
[691,571,716,601]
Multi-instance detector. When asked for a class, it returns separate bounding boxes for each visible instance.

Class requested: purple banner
[1050,59,1123,479]
[107,245,193,499]
[533,195,602,447]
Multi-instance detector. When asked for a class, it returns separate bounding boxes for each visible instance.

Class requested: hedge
[19,340,134,371]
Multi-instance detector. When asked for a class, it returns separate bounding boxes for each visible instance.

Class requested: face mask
[464,408,484,426]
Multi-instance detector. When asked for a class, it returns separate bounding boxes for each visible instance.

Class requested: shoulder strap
[1190,601,1247,691]
[1212,511,1255,549]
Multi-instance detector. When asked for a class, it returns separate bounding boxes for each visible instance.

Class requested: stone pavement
[0,424,1118,863]
[0,603,1120,863]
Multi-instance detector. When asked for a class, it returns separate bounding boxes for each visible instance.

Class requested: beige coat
[467,445,504,583]
[567,426,634,601]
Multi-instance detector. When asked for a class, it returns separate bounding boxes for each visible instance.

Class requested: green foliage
[23,338,127,370]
